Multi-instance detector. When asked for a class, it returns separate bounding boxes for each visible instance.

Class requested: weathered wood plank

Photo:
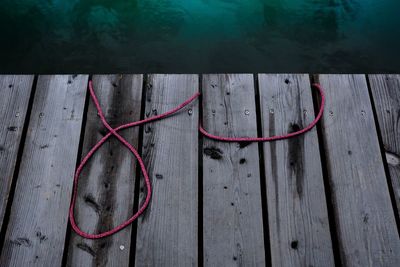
[258,74,334,266]
[0,75,34,230]
[0,75,88,266]
[319,74,400,266]
[135,75,199,266]
[202,74,265,265]
[368,74,400,217]
[66,75,143,266]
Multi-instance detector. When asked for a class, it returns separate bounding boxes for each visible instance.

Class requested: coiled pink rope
[69,82,324,239]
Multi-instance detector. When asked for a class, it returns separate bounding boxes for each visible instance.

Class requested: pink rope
[199,83,325,142]
[69,82,324,239]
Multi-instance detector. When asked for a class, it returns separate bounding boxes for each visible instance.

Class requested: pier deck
[0,74,399,266]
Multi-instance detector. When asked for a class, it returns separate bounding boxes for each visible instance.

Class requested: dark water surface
[1,0,400,73]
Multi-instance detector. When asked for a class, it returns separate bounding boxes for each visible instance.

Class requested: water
[1,0,399,73]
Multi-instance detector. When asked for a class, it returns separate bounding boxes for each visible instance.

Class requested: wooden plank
[135,74,198,266]
[0,75,34,230]
[368,74,400,216]
[202,74,265,265]
[319,74,400,266]
[258,74,334,266]
[0,75,88,266]
[66,75,143,266]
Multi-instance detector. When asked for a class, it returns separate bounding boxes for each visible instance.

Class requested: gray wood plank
[66,75,143,267]
[135,74,199,266]
[319,74,400,266]
[0,75,34,230]
[0,75,88,267]
[202,74,265,265]
[258,74,334,266]
[368,74,400,217]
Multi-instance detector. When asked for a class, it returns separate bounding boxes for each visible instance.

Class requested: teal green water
[1,0,399,73]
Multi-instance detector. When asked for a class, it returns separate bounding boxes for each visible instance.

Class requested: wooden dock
[0,74,399,266]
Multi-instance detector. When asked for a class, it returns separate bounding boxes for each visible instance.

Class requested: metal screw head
[188,109,193,116]
[119,245,125,250]
[244,110,250,115]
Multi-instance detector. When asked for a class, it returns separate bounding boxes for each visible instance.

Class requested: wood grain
[202,74,265,265]
[0,75,34,230]
[319,74,400,266]
[135,75,199,266]
[368,74,400,217]
[0,75,88,267]
[258,74,334,266]
[66,75,143,266]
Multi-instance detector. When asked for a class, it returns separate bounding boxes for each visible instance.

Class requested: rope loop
[69,81,199,239]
